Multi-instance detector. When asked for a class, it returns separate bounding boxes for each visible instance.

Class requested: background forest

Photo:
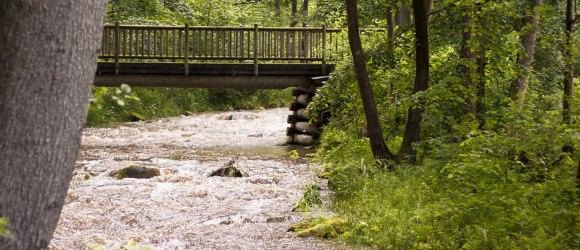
[91,0,579,248]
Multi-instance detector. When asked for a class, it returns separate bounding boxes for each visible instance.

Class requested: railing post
[301,29,308,61]
[322,25,327,75]
[184,23,189,76]
[114,22,120,75]
[253,24,259,76]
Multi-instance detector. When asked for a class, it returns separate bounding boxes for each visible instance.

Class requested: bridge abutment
[286,86,328,146]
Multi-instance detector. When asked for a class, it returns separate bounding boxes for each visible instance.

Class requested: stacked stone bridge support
[286,77,328,146]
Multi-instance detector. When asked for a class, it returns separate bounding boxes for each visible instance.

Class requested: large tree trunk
[459,2,477,117]
[0,1,106,249]
[509,0,543,105]
[399,0,429,160]
[564,0,574,124]
[345,0,395,163]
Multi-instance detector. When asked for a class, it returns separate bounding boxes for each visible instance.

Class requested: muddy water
[50,108,344,249]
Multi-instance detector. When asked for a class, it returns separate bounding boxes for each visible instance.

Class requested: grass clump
[293,184,322,212]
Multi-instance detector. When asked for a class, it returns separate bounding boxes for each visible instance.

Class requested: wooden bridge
[95,23,346,89]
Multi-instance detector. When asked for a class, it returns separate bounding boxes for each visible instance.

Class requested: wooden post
[254,24,259,76]
[114,22,120,75]
[322,25,327,75]
[184,23,189,76]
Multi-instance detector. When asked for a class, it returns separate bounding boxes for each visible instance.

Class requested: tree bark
[509,0,543,105]
[564,0,574,124]
[399,0,429,160]
[459,2,477,117]
[345,0,395,163]
[0,1,106,249]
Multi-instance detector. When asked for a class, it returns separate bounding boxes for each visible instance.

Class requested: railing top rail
[103,24,382,33]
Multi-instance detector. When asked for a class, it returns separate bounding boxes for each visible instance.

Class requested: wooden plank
[97,62,333,76]
[94,74,316,89]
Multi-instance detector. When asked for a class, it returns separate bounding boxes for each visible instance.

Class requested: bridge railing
[99,23,345,75]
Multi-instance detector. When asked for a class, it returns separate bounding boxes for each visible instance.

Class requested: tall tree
[0,0,106,249]
[563,0,575,124]
[399,0,429,159]
[509,0,543,105]
[345,0,396,163]
[459,1,477,117]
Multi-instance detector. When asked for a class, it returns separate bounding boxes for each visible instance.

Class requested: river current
[49,108,345,249]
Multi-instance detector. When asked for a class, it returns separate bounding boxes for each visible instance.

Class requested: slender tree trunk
[459,2,477,117]
[396,4,411,28]
[345,0,395,163]
[291,0,298,27]
[399,0,429,160]
[275,0,281,11]
[301,0,309,26]
[564,0,574,124]
[0,1,106,249]
[426,0,434,16]
[509,0,543,105]
[387,1,396,69]
[476,46,487,128]
[387,0,397,100]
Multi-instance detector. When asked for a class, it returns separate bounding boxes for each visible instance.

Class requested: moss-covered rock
[109,165,160,179]
[288,217,348,239]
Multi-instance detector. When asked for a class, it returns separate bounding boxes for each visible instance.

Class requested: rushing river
[49,108,345,249]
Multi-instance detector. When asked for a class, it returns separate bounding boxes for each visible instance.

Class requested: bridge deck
[95,62,333,89]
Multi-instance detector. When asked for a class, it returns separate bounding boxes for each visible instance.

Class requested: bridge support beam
[94,74,316,89]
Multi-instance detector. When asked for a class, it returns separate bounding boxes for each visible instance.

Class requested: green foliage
[305,0,580,248]
[0,217,14,240]
[294,184,322,212]
[317,121,579,248]
[87,87,291,126]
